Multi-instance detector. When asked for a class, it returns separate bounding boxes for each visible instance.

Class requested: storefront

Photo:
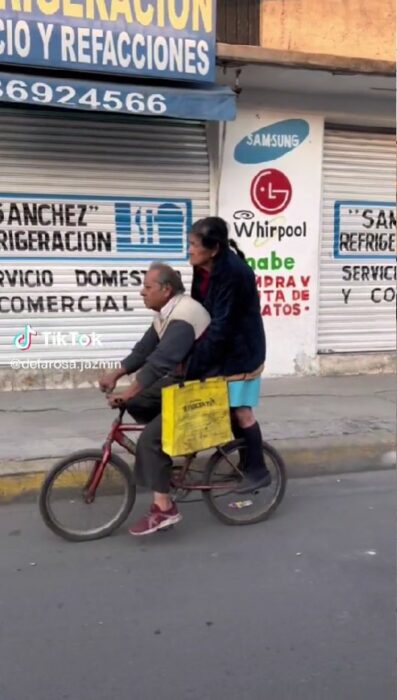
[317,126,395,353]
[218,74,396,377]
[0,2,236,383]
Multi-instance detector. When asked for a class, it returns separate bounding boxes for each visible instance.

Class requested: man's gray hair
[149,263,185,294]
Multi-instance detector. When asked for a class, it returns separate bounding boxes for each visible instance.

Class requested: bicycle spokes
[44,456,132,538]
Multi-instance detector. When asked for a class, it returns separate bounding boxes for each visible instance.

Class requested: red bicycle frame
[84,407,240,502]
[84,408,141,501]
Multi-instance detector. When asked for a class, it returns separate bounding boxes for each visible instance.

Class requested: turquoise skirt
[228,378,261,408]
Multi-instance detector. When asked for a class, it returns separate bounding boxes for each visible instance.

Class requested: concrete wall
[260,0,395,62]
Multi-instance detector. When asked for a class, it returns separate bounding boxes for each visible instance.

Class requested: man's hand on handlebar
[107,391,127,408]
[99,367,127,395]
[106,385,140,409]
[99,373,117,394]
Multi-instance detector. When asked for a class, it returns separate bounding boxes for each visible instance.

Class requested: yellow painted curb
[0,437,394,504]
[0,472,46,503]
[0,467,130,503]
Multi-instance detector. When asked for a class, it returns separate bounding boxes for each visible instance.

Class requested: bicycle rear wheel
[202,440,287,526]
[39,449,136,542]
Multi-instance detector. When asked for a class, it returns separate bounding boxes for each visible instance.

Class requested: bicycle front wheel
[39,449,136,542]
[202,440,287,526]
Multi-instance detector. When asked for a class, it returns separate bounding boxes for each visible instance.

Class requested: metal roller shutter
[0,107,210,365]
[318,128,396,353]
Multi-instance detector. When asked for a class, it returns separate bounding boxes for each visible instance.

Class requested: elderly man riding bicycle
[100,263,210,536]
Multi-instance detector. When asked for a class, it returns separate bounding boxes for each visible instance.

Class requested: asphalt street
[0,471,394,700]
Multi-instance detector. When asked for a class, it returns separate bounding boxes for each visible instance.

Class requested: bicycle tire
[202,440,287,526]
[39,449,136,542]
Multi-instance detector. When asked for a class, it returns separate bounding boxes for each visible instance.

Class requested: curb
[0,459,53,504]
[0,434,394,504]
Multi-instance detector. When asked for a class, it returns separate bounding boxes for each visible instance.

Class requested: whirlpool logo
[234,119,310,165]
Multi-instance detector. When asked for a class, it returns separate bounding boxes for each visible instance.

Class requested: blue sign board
[0,71,236,120]
[0,194,192,261]
[334,201,396,260]
[0,0,216,82]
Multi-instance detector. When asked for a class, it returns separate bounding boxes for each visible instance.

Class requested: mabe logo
[234,119,310,165]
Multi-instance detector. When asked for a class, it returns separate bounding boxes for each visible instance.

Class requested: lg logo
[250,169,292,215]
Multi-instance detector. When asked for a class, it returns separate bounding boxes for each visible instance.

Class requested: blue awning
[0,71,236,121]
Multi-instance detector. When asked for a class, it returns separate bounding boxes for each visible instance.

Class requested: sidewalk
[0,375,395,502]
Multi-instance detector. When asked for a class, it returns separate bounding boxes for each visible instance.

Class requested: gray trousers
[126,377,176,494]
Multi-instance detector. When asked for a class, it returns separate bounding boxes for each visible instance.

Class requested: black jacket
[187,249,266,378]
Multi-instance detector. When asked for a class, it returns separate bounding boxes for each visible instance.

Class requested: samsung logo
[234,119,310,165]
[246,133,301,148]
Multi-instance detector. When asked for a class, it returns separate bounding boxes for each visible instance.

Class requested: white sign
[219,104,324,376]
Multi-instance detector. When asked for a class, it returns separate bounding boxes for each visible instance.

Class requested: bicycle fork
[83,413,136,503]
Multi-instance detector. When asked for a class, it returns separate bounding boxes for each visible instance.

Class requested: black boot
[231,419,246,470]
[236,423,271,493]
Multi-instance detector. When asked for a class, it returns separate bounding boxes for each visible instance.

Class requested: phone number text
[0,78,168,115]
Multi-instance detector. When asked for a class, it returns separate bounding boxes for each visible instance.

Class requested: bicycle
[39,406,287,542]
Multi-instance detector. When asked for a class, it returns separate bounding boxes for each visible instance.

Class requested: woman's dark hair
[229,240,246,261]
[190,216,246,261]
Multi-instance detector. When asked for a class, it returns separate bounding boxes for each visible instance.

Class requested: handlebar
[103,388,126,417]
[109,397,127,418]
[117,406,126,421]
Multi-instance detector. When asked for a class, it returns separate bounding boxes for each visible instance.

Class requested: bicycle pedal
[158,525,174,533]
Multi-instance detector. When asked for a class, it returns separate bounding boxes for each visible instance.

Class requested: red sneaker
[129,503,182,537]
